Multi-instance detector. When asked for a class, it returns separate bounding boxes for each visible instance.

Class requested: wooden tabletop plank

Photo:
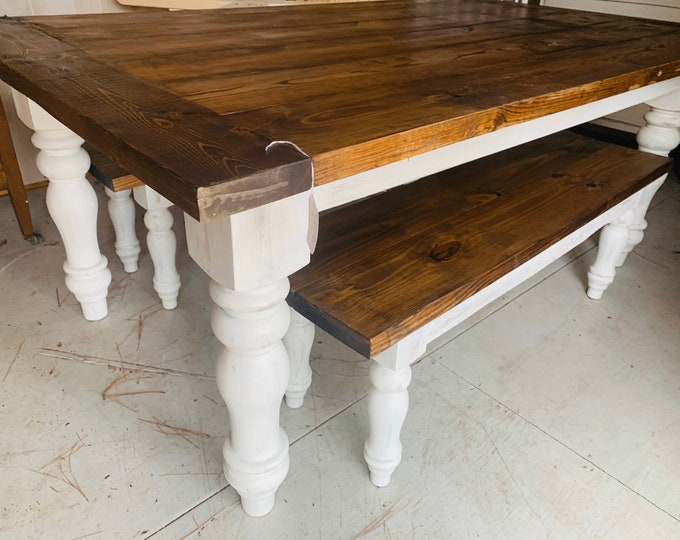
[0,18,311,220]
[0,1,678,217]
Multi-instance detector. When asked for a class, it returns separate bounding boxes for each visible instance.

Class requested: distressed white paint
[184,190,311,292]
[209,278,291,517]
[185,190,312,516]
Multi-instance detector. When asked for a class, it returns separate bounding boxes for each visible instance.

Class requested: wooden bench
[87,145,181,310]
[284,131,671,487]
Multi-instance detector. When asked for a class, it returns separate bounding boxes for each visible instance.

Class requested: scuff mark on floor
[70,529,104,540]
[0,248,39,275]
[3,339,24,383]
[56,287,72,308]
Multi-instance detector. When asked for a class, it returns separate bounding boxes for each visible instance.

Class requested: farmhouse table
[0,0,679,517]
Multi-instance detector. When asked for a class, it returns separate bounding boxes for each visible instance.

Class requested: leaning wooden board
[0,1,678,220]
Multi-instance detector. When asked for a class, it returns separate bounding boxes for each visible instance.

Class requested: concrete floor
[1,177,679,539]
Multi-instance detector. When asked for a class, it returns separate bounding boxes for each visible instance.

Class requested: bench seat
[288,131,670,358]
[285,130,671,486]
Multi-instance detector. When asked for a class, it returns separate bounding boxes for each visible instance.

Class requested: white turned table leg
[105,187,141,273]
[210,278,291,517]
[33,128,112,320]
[184,189,313,517]
[636,93,680,158]
[364,361,412,487]
[11,92,111,320]
[283,309,314,409]
[134,186,181,310]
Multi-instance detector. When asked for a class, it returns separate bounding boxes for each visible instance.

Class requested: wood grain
[0,19,311,221]
[287,132,671,358]
[0,1,678,218]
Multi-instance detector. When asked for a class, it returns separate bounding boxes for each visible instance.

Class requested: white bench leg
[615,177,666,268]
[134,186,181,310]
[587,210,635,300]
[32,127,112,321]
[105,187,141,273]
[589,90,680,298]
[364,361,412,487]
[283,309,314,409]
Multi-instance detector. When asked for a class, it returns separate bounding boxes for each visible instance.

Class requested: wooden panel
[0,1,678,218]
[287,132,671,358]
[0,96,34,237]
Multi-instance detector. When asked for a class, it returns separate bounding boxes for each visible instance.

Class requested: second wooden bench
[284,131,671,487]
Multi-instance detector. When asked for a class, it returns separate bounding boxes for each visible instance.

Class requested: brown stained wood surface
[287,132,671,358]
[0,1,679,218]
[86,144,143,191]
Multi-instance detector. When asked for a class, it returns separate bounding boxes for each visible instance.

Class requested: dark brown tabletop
[0,0,679,220]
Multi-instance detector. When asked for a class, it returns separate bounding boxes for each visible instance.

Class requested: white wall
[543,0,680,22]
[1,1,134,185]
[1,0,131,17]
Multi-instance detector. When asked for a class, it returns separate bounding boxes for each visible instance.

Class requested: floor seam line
[434,359,680,525]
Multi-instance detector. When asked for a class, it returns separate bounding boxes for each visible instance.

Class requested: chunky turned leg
[184,187,313,517]
[364,361,412,487]
[105,187,141,273]
[210,278,291,517]
[134,186,181,310]
[283,309,315,409]
[636,96,680,159]
[587,210,635,300]
[615,94,680,267]
[33,128,112,321]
